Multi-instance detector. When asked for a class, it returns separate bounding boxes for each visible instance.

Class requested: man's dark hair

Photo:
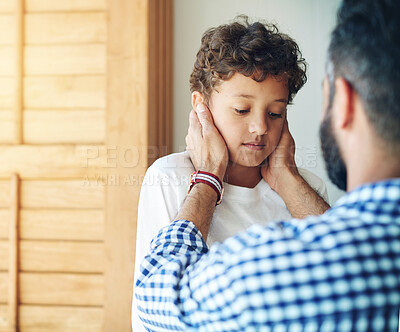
[328,0,400,153]
[190,16,307,104]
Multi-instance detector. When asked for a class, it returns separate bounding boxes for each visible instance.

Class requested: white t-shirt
[132,151,328,331]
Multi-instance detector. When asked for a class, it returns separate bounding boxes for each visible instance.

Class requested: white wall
[173,0,345,203]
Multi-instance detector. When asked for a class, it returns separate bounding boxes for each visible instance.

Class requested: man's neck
[347,149,400,191]
[223,163,261,188]
[342,104,400,191]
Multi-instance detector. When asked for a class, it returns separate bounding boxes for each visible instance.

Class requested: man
[135,0,400,330]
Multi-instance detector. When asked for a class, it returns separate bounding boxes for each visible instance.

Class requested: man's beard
[319,111,347,191]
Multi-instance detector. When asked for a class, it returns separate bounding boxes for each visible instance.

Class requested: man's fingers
[195,103,214,132]
[189,109,201,128]
[282,119,289,133]
[189,109,203,136]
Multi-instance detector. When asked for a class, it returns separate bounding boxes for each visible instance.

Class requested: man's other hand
[261,119,299,192]
[262,119,330,218]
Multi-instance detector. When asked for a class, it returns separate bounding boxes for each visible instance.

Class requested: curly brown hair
[190,16,307,104]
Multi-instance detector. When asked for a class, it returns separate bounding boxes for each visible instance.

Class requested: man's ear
[332,77,355,130]
[191,91,204,110]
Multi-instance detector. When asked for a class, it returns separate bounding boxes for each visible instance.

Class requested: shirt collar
[331,178,400,209]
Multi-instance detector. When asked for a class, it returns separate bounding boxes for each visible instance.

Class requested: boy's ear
[191,91,204,110]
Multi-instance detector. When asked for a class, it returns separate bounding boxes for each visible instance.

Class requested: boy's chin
[229,156,268,168]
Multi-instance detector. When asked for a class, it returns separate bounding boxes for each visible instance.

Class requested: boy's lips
[242,142,266,150]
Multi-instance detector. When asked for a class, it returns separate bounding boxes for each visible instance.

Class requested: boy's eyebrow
[231,93,255,99]
[231,94,288,103]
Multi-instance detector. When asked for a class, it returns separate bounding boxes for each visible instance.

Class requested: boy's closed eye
[268,112,283,119]
[234,108,250,114]
[234,108,284,119]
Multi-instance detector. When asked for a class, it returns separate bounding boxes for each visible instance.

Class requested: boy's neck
[223,162,261,188]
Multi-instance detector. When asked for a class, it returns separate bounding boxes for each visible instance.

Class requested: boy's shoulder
[148,151,195,178]
[297,167,322,185]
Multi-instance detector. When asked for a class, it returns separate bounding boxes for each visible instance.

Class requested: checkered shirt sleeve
[135,179,400,331]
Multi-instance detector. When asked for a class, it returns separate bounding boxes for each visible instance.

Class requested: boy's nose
[249,116,268,135]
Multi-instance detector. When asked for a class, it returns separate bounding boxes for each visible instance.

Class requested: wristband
[187,170,224,205]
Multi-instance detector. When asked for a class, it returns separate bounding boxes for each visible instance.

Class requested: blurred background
[0,0,342,331]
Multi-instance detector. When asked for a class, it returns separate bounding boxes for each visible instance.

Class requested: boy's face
[208,73,289,167]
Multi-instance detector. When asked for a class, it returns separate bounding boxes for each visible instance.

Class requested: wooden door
[0,0,172,331]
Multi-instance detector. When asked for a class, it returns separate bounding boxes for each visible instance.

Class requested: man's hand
[186,104,228,181]
[262,120,330,218]
[261,119,299,192]
[175,103,228,241]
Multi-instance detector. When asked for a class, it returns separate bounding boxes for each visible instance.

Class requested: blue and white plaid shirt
[135,179,400,331]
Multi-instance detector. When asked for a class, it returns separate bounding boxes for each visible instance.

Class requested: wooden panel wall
[105,0,172,330]
[148,0,173,165]
[0,0,107,330]
[0,0,173,330]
